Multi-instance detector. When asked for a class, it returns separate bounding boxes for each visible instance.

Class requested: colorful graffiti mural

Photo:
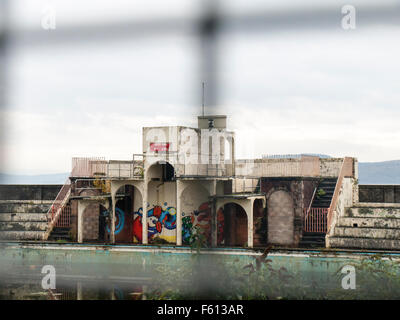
[102,207,125,235]
[133,203,177,243]
[182,202,224,246]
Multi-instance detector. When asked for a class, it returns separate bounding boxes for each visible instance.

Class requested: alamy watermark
[341,265,356,290]
[341,5,356,30]
[41,265,56,290]
[41,5,56,30]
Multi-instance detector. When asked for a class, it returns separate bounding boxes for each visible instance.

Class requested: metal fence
[303,207,328,233]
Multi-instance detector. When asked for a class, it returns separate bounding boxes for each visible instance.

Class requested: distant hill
[0,172,69,184]
[0,159,399,184]
[358,160,400,185]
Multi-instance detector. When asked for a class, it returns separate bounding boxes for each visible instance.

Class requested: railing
[71,157,106,177]
[145,152,230,177]
[303,208,328,233]
[307,187,318,214]
[71,157,144,179]
[107,160,144,178]
[43,178,71,240]
[54,204,71,228]
[327,157,354,233]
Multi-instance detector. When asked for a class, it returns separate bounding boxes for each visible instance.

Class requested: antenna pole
[202,82,205,116]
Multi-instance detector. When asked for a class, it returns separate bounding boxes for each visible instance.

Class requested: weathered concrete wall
[0,185,62,201]
[359,185,400,203]
[143,181,177,243]
[235,157,349,178]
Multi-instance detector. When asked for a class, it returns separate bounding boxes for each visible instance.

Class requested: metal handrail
[43,178,71,240]
[304,186,318,222]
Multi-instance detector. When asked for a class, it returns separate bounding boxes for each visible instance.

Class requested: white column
[142,179,148,244]
[211,181,218,247]
[111,194,116,244]
[176,180,182,246]
[77,201,85,243]
[247,199,254,248]
[77,282,83,300]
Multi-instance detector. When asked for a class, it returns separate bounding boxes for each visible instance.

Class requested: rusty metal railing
[303,208,328,233]
[54,204,71,228]
[71,157,107,177]
[43,178,71,240]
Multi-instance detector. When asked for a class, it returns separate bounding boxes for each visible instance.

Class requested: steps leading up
[0,200,51,240]
[48,227,71,241]
[298,232,326,248]
[327,205,400,250]
[311,179,337,208]
[299,178,337,248]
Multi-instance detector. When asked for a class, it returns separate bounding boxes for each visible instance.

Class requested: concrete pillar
[247,199,254,248]
[176,180,182,246]
[210,181,217,247]
[111,194,116,244]
[77,201,85,244]
[77,282,83,300]
[211,198,217,247]
[142,179,148,244]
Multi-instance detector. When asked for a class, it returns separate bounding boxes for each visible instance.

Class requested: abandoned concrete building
[1,115,400,250]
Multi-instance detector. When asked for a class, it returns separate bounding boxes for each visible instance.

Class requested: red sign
[150,143,170,152]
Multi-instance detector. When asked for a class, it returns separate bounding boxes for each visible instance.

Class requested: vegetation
[316,188,326,199]
[144,226,400,300]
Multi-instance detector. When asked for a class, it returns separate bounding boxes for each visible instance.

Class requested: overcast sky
[1,0,400,174]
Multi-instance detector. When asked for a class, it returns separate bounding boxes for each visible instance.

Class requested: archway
[267,190,294,245]
[76,189,102,242]
[218,203,247,247]
[147,161,175,181]
[108,184,143,243]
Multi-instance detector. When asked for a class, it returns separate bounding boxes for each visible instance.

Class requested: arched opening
[146,161,177,244]
[80,202,101,242]
[147,161,175,182]
[267,190,294,246]
[218,203,247,247]
[102,184,142,243]
[76,189,102,242]
[180,184,211,246]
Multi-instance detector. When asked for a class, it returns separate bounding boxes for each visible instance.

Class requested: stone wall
[359,185,400,203]
[0,185,62,201]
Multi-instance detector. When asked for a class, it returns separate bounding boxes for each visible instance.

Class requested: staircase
[327,205,400,250]
[299,178,337,248]
[43,180,72,241]
[0,200,51,240]
[48,227,71,241]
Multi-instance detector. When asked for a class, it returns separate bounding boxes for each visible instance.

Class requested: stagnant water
[1,242,400,299]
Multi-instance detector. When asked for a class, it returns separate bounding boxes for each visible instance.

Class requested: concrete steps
[333,226,400,240]
[327,204,400,250]
[0,200,51,240]
[0,231,45,240]
[0,200,53,214]
[327,237,400,251]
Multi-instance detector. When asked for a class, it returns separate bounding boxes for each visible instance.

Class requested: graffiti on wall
[102,207,125,235]
[132,203,177,243]
[182,202,224,245]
